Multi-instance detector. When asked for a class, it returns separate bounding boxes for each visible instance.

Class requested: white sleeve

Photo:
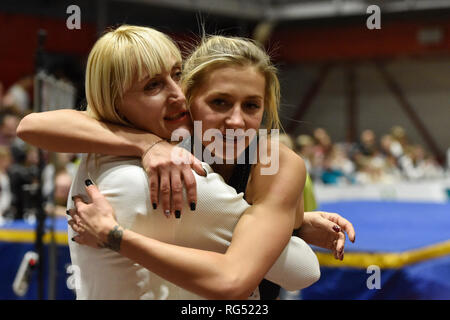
[264,236,321,290]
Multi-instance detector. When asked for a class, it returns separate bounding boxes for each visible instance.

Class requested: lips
[164,111,188,121]
[222,134,245,143]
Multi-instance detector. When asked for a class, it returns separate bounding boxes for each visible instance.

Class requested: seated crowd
[281,127,446,185]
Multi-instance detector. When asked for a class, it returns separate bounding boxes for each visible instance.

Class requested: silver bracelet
[141,139,166,160]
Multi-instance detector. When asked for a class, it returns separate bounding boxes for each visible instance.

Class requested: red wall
[0,12,97,89]
[270,20,450,63]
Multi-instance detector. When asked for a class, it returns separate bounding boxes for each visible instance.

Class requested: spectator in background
[45,169,73,217]
[0,108,22,146]
[313,127,332,158]
[0,146,12,220]
[278,133,294,150]
[7,144,40,220]
[2,75,33,113]
[295,134,315,174]
[321,144,354,185]
[399,144,443,180]
[42,152,78,207]
[390,126,408,157]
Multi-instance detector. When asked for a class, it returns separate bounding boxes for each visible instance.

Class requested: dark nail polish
[333,225,341,232]
[85,179,93,186]
[152,203,157,210]
[71,237,75,242]
[190,202,196,211]
[66,210,70,215]
[175,210,181,219]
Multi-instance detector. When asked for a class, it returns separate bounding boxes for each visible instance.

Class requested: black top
[226,138,281,300]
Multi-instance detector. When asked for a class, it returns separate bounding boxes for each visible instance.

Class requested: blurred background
[0,0,449,300]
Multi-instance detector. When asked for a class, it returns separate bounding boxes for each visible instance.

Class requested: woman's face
[117,57,192,139]
[190,65,265,160]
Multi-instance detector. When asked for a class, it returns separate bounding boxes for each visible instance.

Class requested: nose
[225,105,245,129]
[167,79,186,106]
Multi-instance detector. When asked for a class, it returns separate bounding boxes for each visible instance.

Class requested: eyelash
[144,70,182,91]
[211,99,261,110]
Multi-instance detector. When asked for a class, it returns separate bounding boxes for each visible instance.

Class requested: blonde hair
[85,25,182,126]
[181,35,281,130]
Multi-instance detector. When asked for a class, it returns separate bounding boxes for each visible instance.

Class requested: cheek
[246,112,264,131]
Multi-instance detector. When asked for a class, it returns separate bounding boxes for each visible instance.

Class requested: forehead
[138,56,181,80]
[200,65,265,97]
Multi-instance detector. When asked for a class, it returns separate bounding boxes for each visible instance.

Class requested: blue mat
[302,201,450,300]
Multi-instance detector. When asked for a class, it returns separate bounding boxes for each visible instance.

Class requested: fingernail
[152,203,157,210]
[333,225,341,232]
[175,210,181,219]
[71,237,75,242]
[66,210,70,216]
[190,202,196,211]
[203,169,208,176]
[85,179,93,186]
[164,210,170,217]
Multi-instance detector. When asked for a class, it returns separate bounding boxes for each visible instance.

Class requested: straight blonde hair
[85,25,182,126]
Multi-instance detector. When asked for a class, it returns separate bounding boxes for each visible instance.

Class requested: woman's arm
[17,110,204,215]
[17,110,152,155]
[72,147,306,299]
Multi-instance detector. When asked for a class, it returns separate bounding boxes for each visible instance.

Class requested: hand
[142,141,205,218]
[68,216,104,249]
[69,180,118,244]
[297,211,356,260]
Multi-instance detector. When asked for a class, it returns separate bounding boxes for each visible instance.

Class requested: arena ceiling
[118,0,450,20]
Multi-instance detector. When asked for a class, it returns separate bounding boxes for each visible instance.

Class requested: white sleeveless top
[67,154,320,300]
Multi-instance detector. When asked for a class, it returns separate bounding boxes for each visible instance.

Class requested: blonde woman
[18,26,354,299]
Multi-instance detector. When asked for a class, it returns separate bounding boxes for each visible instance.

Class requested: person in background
[0,146,12,221]
[2,75,33,113]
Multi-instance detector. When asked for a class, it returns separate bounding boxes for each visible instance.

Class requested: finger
[182,167,197,211]
[170,170,183,219]
[159,170,171,218]
[312,214,342,235]
[191,154,206,177]
[68,219,78,232]
[148,169,159,210]
[326,213,356,243]
[71,235,87,246]
[335,232,346,260]
[84,179,102,202]
[68,219,85,234]
[72,195,87,212]
[71,235,81,244]
[332,240,339,260]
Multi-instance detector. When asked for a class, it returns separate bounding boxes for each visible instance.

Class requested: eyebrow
[138,63,182,86]
[209,92,263,100]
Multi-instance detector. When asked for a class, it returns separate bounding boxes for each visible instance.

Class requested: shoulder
[248,141,306,206]
[79,155,149,197]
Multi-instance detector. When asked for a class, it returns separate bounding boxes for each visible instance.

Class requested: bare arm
[17,110,153,156]
[17,109,204,213]
[72,147,306,299]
